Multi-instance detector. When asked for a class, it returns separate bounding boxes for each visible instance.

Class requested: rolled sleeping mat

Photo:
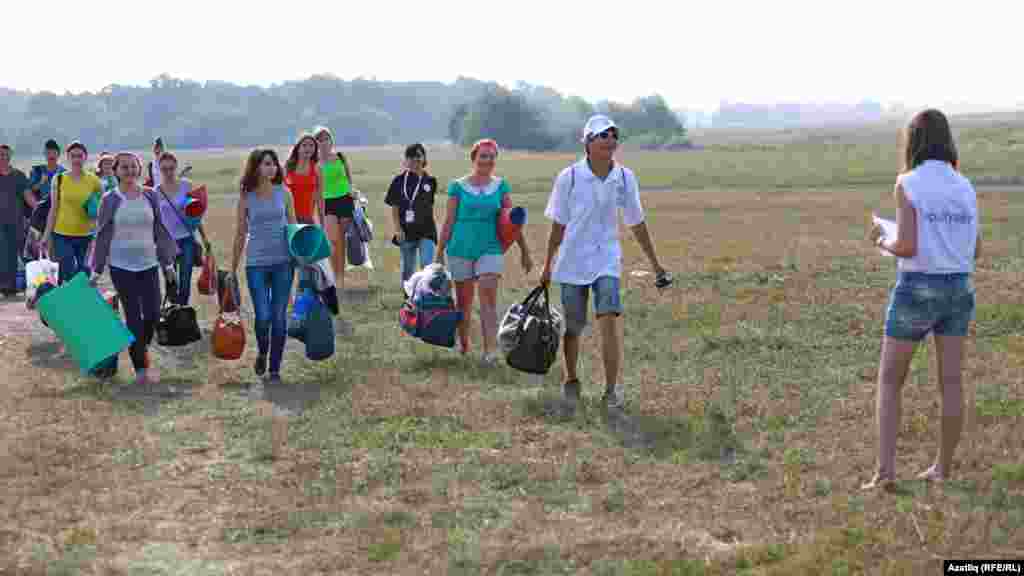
[185,185,208,218]
[287,223,331,266]
[498,206,527,253]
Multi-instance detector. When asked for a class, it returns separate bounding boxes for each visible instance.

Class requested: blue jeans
[560,276,623,337]
[53,233,92,285]
[174,237,196,305]
[400,238,436,284]
[884,272,975,341]
[246,262,294,374]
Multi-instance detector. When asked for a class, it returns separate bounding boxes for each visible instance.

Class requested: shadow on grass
[517,391,742,462]
[57,375,202,415]
[399,353,532,390]
[24,339,77,371]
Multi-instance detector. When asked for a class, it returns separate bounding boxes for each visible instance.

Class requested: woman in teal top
[436,139,532,365]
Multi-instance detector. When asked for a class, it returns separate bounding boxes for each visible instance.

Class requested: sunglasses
[591,129,618,141]
[476,153,496,161]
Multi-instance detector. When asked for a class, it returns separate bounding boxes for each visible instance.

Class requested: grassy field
[3,119,1024,574]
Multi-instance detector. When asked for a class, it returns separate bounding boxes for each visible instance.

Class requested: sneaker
[267,373,282,385]
[602,386,625,410]
[255,354,267,376]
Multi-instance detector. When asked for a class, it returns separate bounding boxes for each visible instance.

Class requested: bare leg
[454,280,475,354]
[563,335,580,382]
[597,313,622,394]
[324,214,344,294]
[337,217,352,291]
[919,335,965,481]
[863,336,917,489]
[477,274,499,357]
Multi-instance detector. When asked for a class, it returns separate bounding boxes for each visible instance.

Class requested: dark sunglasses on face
[592,129,618,141]
[477,153,496,161]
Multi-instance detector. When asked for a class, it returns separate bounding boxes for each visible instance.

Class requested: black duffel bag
[156,295,202,347]
[499,284,563,375]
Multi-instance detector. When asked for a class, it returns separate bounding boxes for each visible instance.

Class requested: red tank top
[285,163,318,222]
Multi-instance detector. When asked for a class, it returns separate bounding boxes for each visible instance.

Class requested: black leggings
[110,266,161,371]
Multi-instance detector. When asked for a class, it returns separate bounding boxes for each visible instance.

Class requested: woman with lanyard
[386,143,438,287]
[436,139,533,364]
[91,152,178,387]
[156,151,211,305]
[313,126,355,291]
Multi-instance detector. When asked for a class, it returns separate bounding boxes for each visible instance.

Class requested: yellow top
[54,172,102,237]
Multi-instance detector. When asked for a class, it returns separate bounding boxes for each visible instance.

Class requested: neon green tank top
[322,156,351,199]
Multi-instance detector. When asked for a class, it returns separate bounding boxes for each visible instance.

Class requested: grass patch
[592,558,709,576]
[349,415,505,451]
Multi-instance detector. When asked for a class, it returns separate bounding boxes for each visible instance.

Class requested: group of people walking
[0,109,983,489]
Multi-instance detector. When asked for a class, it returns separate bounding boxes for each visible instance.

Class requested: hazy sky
[4,0,1020,112]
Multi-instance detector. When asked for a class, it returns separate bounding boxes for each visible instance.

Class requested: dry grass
[2,123,1023,574]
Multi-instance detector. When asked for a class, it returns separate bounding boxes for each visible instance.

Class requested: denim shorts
[561,276,623,337]
[884,272,975,342]
[448,254,503,282]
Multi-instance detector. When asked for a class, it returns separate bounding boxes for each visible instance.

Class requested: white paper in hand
[872,214,898,257]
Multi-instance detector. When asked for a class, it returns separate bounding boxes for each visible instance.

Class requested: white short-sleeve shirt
[544,159,644,285]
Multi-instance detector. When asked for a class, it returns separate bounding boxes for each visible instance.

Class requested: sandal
[860,474,897,491]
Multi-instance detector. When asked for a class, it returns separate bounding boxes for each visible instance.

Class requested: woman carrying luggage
[230,149,297,383]
[90,152,178,386]
[435,139,533,365]
[156,151,211,305]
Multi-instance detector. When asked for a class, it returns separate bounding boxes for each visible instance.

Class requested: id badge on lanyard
[403,171,423,224]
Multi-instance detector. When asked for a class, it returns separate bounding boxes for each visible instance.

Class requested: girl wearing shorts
[863,109,981,490]
[313,126,354,291]
[436,139,533,364]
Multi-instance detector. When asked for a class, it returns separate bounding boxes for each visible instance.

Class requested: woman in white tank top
[863,110,983,490]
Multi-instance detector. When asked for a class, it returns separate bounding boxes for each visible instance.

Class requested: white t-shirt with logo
[897,160,978,274]
[544,159,645,285]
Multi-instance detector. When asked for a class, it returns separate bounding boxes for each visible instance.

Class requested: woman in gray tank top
[230,149,297,383]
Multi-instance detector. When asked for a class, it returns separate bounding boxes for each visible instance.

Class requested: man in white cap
[540,114,672,410]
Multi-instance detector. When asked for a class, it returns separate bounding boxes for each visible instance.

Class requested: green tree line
[0,74,685,153]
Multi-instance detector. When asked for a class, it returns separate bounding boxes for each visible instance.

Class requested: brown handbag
[211,272,245,360]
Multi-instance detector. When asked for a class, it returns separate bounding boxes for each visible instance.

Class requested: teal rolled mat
[37,272,135,374]
[286,224,331,266]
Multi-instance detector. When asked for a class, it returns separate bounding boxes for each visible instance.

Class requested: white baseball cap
[581,114,618,143]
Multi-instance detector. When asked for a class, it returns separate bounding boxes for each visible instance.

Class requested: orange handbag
[211,272,245,360]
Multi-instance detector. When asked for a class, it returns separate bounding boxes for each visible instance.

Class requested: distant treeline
[711,100,886,129]
[0,75,686,154]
